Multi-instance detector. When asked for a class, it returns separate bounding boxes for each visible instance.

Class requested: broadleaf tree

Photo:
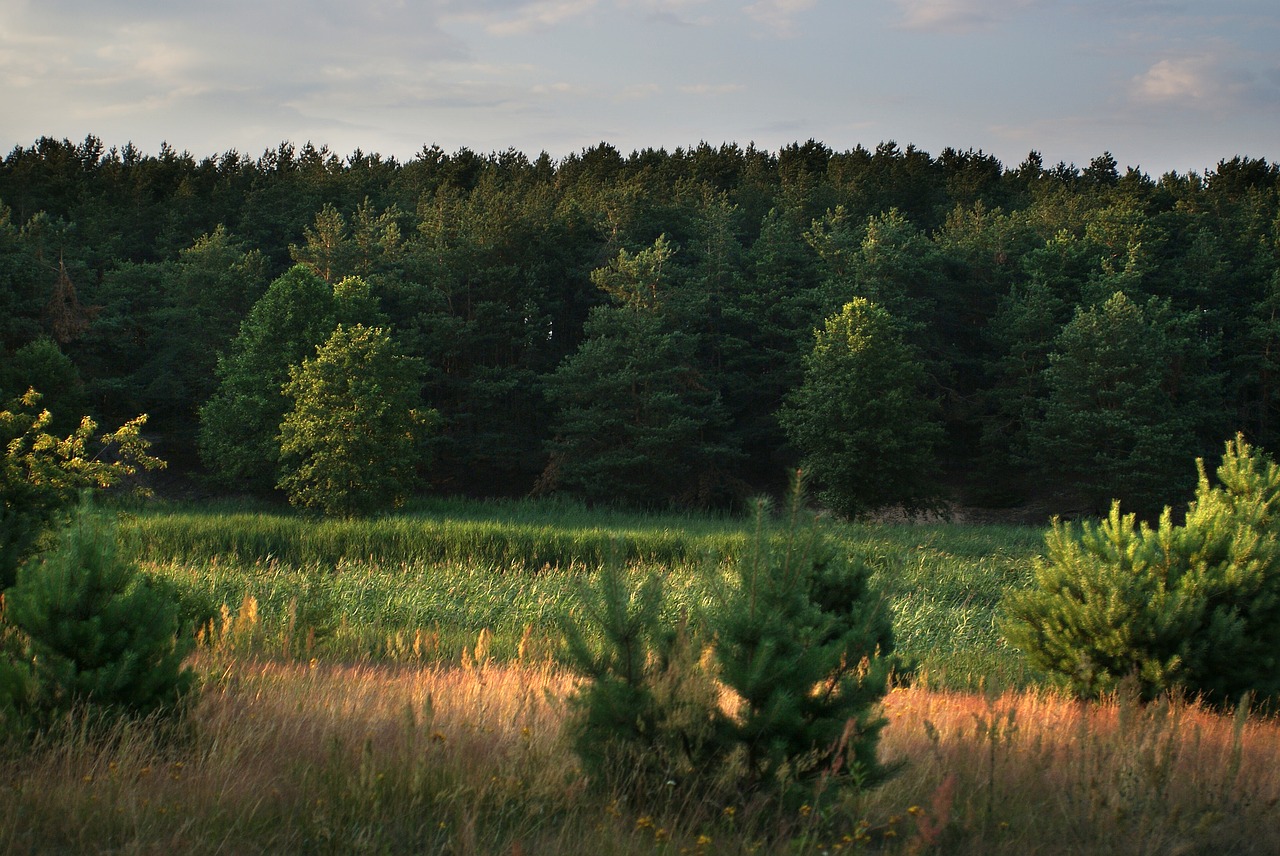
[197,266,382,493]
[277,323,432,516]
[779,298,944,518]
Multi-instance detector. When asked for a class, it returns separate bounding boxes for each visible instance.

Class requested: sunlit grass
[13,498,1266,852]
[4,655,1277,855]
[126,500,1049,686]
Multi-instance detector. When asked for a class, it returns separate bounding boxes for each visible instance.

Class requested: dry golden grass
[2,655,1278,854]
[869,686,1280,855]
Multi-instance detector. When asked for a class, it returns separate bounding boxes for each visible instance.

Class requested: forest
[2,134,1278,517]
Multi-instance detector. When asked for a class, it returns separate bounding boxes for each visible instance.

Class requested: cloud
[892,0,1031,32]
[449,0,598,36]
[531,81,582,95]
[618,0,714,26]
[676,83,745,96]
[743,0,816,36]
[617,83,662,101]
[1132,56,1217,102]
[1132,54,1280,115]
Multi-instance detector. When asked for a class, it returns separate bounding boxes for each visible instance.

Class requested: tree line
[2,135,1278,516]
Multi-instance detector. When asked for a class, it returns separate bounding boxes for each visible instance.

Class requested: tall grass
[849,523,1048,690]
[13,499,1278,853]
[127,500,1048,685]
[120,499,751,571]
[4,656,1277,855]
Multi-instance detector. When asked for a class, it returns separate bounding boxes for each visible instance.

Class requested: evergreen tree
[719,204,824,486]
[396,182,567,494]
[6,508,195,718]
[1025,291,1222,514]
[541,238,735,507]
[79,227,269,438]
[561,480,896,805]
[542,306,732,507]
[711,487,896,797]
[0,201,47,355]
[1004,435,1280,705]
[779,299,944,518]
[0,337,86,436]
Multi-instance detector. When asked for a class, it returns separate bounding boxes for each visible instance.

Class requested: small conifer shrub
[1004,434,1280,705]
[6,508,196,720]
[560,476,896,806]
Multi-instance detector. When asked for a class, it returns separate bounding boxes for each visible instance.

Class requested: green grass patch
[124,498,1049,690]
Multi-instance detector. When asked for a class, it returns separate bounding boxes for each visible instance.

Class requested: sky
[2,0,1278,177]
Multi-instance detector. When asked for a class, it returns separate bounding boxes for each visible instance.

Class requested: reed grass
[126,499,1048,687]
[120,500,749,572]
[4,656,1277,854]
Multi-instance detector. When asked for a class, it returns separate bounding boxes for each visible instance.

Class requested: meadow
[4,498,1278,854]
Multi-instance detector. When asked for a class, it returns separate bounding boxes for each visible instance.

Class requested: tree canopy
[1,136,1277,513]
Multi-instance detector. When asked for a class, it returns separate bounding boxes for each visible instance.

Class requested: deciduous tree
[277,324,431,515]
[779,298,943,517]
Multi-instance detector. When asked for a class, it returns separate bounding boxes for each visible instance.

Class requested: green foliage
[87,228,270,434]
[278,323,432,516]
[559,562,721,791]
[712,486,897,796]
[779,298,944,518]
[542,238,736,508]
[1004,434,1280,704]
[0,337,86,436]
[8,137,1280,515]
[197,265,341,491]
[5,508,196,719]
[1024,291,1222,514]
[0,620,37,738]
[198,266,384,494]
[0,389,164,590]
[560,480,896,806]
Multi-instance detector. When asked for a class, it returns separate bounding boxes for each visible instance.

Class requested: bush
[1,388,163,589]
[5,508,196,720]
[560,478,896,807]
[1003,434,1280,705]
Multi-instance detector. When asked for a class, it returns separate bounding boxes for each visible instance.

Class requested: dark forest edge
[2,134,1278,519]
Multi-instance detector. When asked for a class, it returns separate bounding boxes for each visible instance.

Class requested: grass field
[121,499,1046,688]
[5,497,1278,854]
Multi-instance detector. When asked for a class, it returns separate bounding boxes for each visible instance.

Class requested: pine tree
[559,562,720,792]
[560,478,896,805]
[711,486,896,798]
[1004,434,1280,705]
[1025,291,1221,514]
[6,509,196,718]
[541,237,735,507]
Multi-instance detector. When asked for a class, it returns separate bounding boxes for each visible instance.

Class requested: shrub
[1003,434,1280,705]
[5,508,196,720]
[560,477,896,807]
[1,388,163,589]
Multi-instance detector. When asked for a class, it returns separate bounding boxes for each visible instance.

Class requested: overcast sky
[2,0,1277,176]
